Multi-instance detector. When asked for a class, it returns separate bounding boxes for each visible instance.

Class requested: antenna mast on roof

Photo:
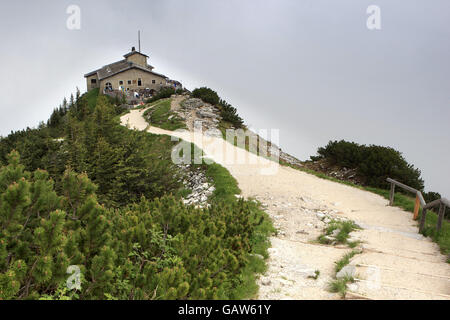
[138,30,141,52]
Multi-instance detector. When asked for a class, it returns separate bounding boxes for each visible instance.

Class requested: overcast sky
[0,0,449,196]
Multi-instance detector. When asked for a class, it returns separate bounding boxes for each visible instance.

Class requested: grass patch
[365,187,416,212]
[347,240,361,249]
[328,276,355,298]
[143,99,187,130]
[419,212,450,263]
[318,219,360,246]
[334,250,360,273]
[137,98,170,109]
[308,270,320,280]
[328,249,361,298]
[203,162,241,203]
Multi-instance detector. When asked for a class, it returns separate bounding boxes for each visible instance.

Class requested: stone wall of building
[125,54,147,67]
[98,68,167,92]
[86,74,99,91]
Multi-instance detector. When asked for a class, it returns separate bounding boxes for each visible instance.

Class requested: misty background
[0,0,449,195]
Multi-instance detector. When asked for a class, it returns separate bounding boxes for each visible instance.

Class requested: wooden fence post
[419,208,427,233]
[413,194,420,220]
[437,204,445,232]
[389,183,395,206]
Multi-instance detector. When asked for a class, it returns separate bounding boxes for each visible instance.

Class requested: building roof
[123,50,149,58]
[84,59,166,81]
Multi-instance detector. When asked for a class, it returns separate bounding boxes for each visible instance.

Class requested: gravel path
[121,107,450,300]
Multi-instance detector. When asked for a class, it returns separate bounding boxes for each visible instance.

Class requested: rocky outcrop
[178,164,215,208]
[175,98,221,133]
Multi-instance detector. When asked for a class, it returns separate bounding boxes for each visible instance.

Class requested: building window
[91,79,97,84]
[127,80,132,85]
[138,78,142,86]
[105,82,112,91]
[119,80,123,85]
[152,79,156,84]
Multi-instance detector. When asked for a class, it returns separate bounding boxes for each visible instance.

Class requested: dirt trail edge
[121,107,450,300]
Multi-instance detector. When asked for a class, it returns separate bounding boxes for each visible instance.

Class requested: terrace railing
[387,178,449,233]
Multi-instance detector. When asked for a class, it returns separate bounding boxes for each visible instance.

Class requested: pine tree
[0,87,272,300]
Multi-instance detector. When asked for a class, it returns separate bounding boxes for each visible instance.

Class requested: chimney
[131,46,135,52]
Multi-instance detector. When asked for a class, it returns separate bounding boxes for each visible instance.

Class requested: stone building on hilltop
[84,47,182,94]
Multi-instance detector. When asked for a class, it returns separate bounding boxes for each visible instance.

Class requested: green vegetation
[218,99,244,129]
[0,154,272,299]
[307,270,320,280]
[135,97,168,110]
[318,219,360,247]
[143,99,187,131]
[203,162,241,203]
[145,87,176,104]
[328,276,355,298]
[225,199,275,298]
[60,95,182,207]
[83,87,100,111]
[192,87,220,105]
[0,89,274,299]
[192,87,244,129]
[312,140,424,190]
[334,250,360,274]
[328,249,361,298]
[420,212,450,263]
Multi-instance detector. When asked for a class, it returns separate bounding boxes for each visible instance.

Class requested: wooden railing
[387,178,449,232]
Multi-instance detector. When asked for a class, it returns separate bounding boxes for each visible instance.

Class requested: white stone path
[121,107,450,300]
